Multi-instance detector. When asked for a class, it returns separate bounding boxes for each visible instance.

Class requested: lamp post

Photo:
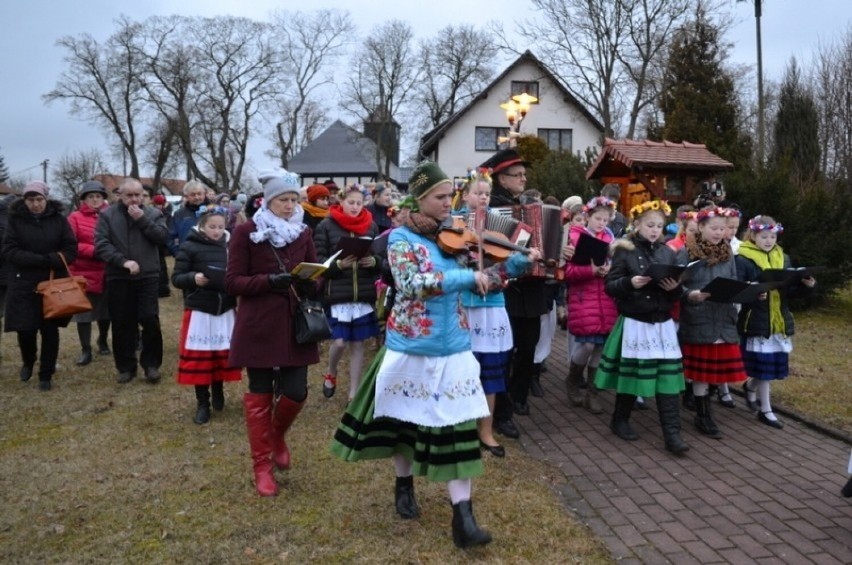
[499,92,538,148]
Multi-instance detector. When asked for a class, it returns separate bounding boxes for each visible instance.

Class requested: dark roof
[289,120,401,181]
[586,138,735,180]
[419,50,605,157]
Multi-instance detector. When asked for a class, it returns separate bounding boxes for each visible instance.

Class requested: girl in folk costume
[313,186,381,401]
[679,207,748,439]
[596,200,689,453]
[735,215,815,429]
[715,206,745,409]
[172,207,240,425]
[564,196,619,414]
[458,170,514,457]
[666,207,697,253]
[331,162,537,548]
[67,180,111,366]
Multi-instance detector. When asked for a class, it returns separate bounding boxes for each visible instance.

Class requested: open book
[700,277,784,303]
[759,266,823,285]
[290,250,342,280]
[569,231,610,266]
[642,260,703,282]
[336,236,374,259]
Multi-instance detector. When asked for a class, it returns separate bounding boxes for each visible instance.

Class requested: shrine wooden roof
[586,138,734,180]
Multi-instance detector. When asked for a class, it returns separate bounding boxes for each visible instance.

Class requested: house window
[475,126,510,151]
[538,128,573,152]
[511,81,540,101]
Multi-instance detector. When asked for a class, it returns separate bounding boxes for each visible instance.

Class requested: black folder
[569,231,610,266]
[336,236,374,259]
[202,265,226,289]
[758,266,823,285]
[700,277,783,303]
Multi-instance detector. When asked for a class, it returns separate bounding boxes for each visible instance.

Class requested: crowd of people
[0,148,839,549]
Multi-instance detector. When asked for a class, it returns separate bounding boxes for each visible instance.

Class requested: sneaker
[323,374,336,398]
[117,371,136,384]
[144,367,161,384]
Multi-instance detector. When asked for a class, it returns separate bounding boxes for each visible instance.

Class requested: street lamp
[498,92,538,148]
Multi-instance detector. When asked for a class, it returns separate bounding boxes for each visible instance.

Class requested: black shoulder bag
[270,242,331,344]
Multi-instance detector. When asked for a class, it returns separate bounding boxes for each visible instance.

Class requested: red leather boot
[270,395,306,470]
[243,393,278,497]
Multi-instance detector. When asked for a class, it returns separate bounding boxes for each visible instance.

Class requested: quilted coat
[67,202,108,294]
[564,224,618,336]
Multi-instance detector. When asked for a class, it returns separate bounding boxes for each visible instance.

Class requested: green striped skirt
[330,347,484,482]
[594,316,685,396]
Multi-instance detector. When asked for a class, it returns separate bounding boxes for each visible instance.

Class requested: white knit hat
[260,169,300,202]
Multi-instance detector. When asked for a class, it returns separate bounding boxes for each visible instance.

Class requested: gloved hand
[268,272,293,290]
[293,278,316,296]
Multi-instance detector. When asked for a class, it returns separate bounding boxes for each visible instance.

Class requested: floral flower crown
[696,207,726,222]
[583,196,617,214]
[720,207,742,218]
[629,199,672,220]
[748,217,783,234]
[195,205,229,218]
[678,210,697,221]
[464,167,493,188]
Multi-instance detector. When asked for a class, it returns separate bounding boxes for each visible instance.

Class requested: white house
[419,50,604,178]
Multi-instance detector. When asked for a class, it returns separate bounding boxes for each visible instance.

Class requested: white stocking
[692,381,709,397]
[757,380,775,418]
[393,453,412,478]
[448,478,472,504]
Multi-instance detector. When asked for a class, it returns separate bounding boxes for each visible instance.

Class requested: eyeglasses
[501,171,527,179]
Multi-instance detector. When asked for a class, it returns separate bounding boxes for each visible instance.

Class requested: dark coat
[679,249,739,344]
[171,228,236,316]
[313,216,381,307]
[365,202,392,232]
[225,220,319,368]
[0,194,19,287]
[95,202,169,280]
[735,253,808,338]
[167,201,205,256]
[605,237,685,323]
[2,199,78,331]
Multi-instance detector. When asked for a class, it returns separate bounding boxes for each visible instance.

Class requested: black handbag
[269,242,331,344]
[292,288,332,344]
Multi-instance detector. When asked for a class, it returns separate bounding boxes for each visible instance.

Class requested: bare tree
[493,0,693,138]
[340,20,419,178]
[52,149,108,202]
[813,28,852,184]
[270,9,354,168]
[44,16,147,178]
[414,24,498,131]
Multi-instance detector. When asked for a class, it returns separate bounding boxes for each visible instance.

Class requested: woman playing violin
[331,161,539,549]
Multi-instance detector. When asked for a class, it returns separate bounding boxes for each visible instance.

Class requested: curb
[730,387,852,445]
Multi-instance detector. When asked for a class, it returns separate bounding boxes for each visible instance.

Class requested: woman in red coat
[67,181,111,365]
[226,170,320,497]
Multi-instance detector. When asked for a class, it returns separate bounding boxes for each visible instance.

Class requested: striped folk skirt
[595,316,685,397]
[330,347,484,482]
[177,309,241,386]
[681,342,747,385]
[742,334,792,381]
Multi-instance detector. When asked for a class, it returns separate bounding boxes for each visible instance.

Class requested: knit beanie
[306,184,330,203]
[408,161,451,200]
[261,170,300,203]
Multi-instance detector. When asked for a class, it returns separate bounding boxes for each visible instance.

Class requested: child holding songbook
[596,200,688,454]
[679,207,748,439]
[171,207,241,424]
[564,196,618,414]
[735,215,815,429]
[313,186,381,400]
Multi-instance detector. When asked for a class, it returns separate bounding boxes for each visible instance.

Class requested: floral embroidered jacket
[384,225,528,357]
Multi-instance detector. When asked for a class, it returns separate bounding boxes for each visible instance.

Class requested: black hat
[79,180,107,197]
[478,149,528,174]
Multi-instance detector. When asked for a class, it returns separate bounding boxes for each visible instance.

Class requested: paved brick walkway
[513,327,852,564]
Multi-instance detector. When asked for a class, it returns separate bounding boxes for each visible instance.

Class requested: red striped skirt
[177,309,242,386]
[681,342,747,384]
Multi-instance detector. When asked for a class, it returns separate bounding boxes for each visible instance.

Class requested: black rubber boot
[451,500,492,549]
[694,395,722,439]
[565,362,585,407]
[76,322,93,365]
[610,393,638,440]
[682,384,696,412]
[194,385,211,424]
[211,381,225,411]
[657,394,689,454]
[394,475,420,519]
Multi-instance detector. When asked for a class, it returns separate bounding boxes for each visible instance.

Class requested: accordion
[478,204,566,279]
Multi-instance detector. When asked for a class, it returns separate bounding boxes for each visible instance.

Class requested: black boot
[610,393,638,441]
[657,394,689,454]
[211,381,225,411]
[76,347,93,366]
[529,363,544,397]
[682,384,696,411]
[96,320,111,355]
[842,476,852,498]
[451,500,492,549]
[694,394,722,439]
[194,385,211,424]
[20,364,34,382]
[394,475,420,519]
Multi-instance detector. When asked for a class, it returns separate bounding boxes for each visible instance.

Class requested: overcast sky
[1,0,849,184]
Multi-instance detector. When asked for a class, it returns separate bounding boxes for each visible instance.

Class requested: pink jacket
[564,224,618,336]
[67,203,108,294]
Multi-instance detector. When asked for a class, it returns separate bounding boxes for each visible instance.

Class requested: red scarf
[329,204,373,235]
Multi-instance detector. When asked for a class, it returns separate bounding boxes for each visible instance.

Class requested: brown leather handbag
[36,252,92,319]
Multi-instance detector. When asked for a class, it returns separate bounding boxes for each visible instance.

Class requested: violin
[437,216,531,262]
